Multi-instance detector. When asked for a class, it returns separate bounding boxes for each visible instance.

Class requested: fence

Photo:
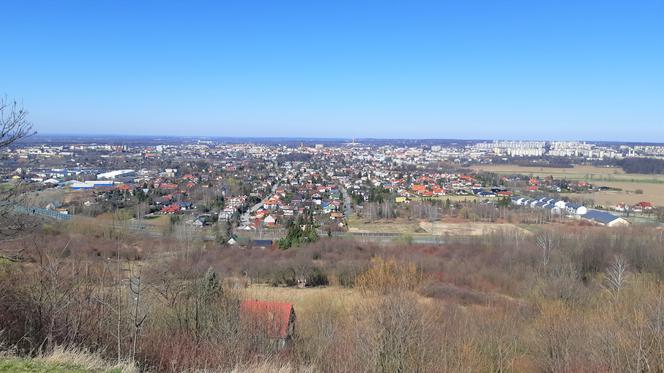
[12,205,73,221]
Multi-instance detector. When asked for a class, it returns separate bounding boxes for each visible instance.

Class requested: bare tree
[135,202,147,222]
[536,230,558,268]
[603,255,629,300]
[0,97,37,239]
[128,265,147,363]
[1,96,35,148]
[428,203,439,234]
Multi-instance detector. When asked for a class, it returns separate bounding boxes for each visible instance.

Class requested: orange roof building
[240,300,296,348]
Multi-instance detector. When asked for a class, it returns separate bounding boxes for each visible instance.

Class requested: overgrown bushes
[2,225,664,372]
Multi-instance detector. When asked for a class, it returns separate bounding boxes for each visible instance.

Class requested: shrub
[355,257,421,294]
[305,267,329,287]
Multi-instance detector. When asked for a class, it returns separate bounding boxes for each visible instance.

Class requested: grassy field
[347,216,530,236]
[0,358,124,373]
[95,212,171,227]
[473,164,664,183]
[418,221,532,236]
[62,213,171,236]
[566,181,664,206]
[241,284,439,320]
[411,195,480,203]
[347,216,423,234]
[243,285,364,317]
[0,359,100,373]
[474,164,664,206]
[0,347,133,373]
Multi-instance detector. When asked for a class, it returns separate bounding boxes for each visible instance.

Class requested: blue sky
[2,1,663,141]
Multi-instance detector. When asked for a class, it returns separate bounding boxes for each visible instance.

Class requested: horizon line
[20,132,664,145]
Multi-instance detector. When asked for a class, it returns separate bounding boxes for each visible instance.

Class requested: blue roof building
[582,210,629,227]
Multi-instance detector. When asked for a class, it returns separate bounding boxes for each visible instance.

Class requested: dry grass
[242,282,441,326]
[567,181,664,206]
[347,217,421,234]
[40,346,137,373]
[242,285,363,319]
[95,212,170,227]
[4,223,664,372]
[229,361,314,373]
[473,164,664,207]
[418,221,532,236]
[473,164,664,183]
[0,346,137,373]
[412,195,480,203]
[348,216,533,237]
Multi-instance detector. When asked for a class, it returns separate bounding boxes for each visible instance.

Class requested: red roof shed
[240,300,295,341]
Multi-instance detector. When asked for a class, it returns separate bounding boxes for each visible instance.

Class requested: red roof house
[160,203,181,214]
[159,183,178,190]
[412,184,426,192]
[240,300,296,348]
[636,201,654,210]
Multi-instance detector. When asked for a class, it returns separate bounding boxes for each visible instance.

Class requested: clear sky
[2,1,663,141]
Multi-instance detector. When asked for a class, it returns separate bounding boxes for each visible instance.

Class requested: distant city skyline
[2,1,663,141]
[26,133,664,146]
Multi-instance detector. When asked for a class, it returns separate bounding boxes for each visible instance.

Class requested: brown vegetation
[1,223,664,372]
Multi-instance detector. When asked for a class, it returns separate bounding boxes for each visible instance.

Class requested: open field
[473,164,664,183]
[347,216,531,237]
[412,195,480,203]
[418,221,532,236]
[566,180,664,207]
[347,217,422,234]
[474,164,664,206]
[95,212,171,227]
[242,284,442,320]
[243,285,363,317]
[58,215,170,239]
[0,358,96,373]
[0,349,127,373]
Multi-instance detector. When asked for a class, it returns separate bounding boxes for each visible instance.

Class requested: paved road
[339,185,352,219]
[239,182,280,227]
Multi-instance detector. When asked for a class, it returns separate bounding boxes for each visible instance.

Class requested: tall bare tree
[603,255,629,300]
[0,97,37,239]
[1,97,35,148]
[536,230,558,268]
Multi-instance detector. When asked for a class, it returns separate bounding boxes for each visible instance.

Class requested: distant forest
[619,157,664,174]
[491,156,664,174]
[490,156,575,168]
